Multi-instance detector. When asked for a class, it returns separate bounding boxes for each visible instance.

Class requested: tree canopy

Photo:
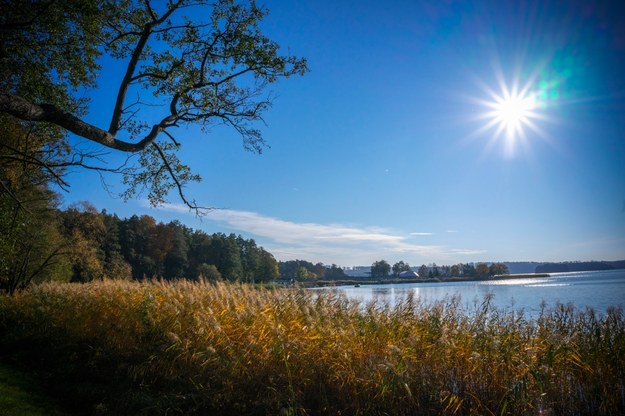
[371,260,391,278]
[0,0,307,209]
[392,260,410,276]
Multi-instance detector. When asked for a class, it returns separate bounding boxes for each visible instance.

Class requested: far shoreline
[306,272,552,288]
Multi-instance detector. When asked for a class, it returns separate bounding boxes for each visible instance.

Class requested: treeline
[535,261,625,273]
[370,260,509,279]
[1,200,279,294]
[279,259,346,280]
[420,262,510,278]
[63,203,279,284]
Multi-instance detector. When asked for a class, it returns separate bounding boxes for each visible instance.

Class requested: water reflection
[315,270,625,318]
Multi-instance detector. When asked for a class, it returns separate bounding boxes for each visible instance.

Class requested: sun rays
[465,62,554,159]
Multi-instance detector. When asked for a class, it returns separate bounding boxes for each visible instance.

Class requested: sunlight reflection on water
[316,269,625,319]
[483,278,550,285]
[525,283,569,287]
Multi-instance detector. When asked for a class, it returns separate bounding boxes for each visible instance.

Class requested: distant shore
[309,273,551,288]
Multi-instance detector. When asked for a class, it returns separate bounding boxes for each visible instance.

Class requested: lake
[317,269,625,318]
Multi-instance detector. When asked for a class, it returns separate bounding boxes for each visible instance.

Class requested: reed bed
[0,280,623,415]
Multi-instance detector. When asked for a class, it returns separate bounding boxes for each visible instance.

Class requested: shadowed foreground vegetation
[0,362,70,416]
[1,280,623,415]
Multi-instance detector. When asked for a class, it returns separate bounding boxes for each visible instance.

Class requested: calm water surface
[318,269,625,318]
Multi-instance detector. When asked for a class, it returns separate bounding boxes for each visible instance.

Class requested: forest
[1,191,280,294]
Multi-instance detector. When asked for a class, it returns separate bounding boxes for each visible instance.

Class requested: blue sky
[63,0,625,267]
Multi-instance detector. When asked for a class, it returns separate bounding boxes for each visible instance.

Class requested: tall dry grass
[0,280,623,415]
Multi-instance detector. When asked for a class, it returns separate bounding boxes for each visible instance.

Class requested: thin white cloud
[410,232,434,236]
[140,200,196,214]
[448,248,488,256]
[206,209,408,246]
[144,201,486,265]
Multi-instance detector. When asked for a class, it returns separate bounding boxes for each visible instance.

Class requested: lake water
[318,269,625,318]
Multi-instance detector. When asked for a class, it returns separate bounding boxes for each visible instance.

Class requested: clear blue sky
[63,0,625,267]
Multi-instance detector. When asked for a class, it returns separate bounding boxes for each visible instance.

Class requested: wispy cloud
[144,201,486,265]
[206,209,408,246]
[448,248,488,256]
[145,201,197,214]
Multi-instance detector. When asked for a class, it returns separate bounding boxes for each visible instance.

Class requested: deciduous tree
[60,202,109,282]
[197,263,222,281]
[475,262,490,277]
[324,264,345,280]
[463,263,476,277]
[392,260,410,276]
[489,262,509,276]
[0,118,70,293]
[371,260,391,278]
[255,248,278,282]
[450,264,461,277]
[0,0,307,210]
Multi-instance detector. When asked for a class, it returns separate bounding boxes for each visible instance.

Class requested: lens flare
[469,70,549,158]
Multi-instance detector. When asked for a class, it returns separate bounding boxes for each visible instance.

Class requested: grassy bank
[0,280,623,415]
[0,362,70,416]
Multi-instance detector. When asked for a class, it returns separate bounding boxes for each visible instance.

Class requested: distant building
[343,266,371,278]
[399,270,419,278]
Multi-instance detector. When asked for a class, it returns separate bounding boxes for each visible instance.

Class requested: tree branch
[0,178,29,213]
[129,58,184,83]
[1,92,162,152]
[152,142,211,214]
[108,25,154,135]
[26,246,69,286]
[108,1,181,135]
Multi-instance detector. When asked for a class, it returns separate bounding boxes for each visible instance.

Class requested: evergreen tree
[164,221,189,279]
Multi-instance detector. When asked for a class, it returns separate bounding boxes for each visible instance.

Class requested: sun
[494,93,536,129]
[470,73,547,158]
[487,88,538,140]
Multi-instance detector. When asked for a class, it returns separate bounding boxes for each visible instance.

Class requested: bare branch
[0,178,30,213]
[162,130,181,147]
[26,246,70,284]
[0,153,70,190]
[152,142,212,214]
